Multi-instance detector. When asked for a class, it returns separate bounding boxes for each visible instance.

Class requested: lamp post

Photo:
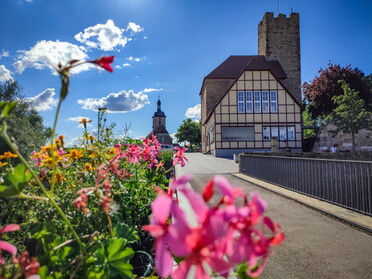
[97,107,107,141]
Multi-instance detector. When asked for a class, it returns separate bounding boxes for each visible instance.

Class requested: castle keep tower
[258,12,301,102]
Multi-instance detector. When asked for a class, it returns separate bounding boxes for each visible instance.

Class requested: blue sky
[0,0,371,145]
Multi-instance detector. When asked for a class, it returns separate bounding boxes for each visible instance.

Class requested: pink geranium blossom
[0,224,20,265]
[145,175,285,278]
[173,147,188,167]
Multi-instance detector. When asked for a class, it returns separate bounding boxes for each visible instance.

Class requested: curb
[233,173,372,235]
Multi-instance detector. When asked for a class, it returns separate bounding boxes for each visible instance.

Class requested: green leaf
[0,164,32,196]
[0,101,17,119]
[105,238,134,278]
[113,222,139,244]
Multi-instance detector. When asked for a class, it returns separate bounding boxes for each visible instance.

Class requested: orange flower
[0,162,8,167]
[78,118,92,129]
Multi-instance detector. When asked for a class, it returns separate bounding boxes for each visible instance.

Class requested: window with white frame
[263,127,270,140]
[270,91,278,113]
[263,126,295,141]
[279,127,287,140]
[238,91,245,113]
[222,127,254,141]
[246,91,253,113]
[262,91,269,113]
[254,91,261,113]
[288,126,295,140]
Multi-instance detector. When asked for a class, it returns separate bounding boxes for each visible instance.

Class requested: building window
[270,91,278,113]
[262,91,269,113]
[222,127,254,141]
[238,91,245,113]
[271,127,278,139]
[254,91,261,113]
[263,126,295,141]
[288,126,295,140]
[246,91,253,113]
[263,127,270,140]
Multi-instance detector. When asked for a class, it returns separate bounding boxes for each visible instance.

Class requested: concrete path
[175,152,372,279]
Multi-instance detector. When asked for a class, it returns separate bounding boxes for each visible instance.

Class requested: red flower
[90,56,115,72]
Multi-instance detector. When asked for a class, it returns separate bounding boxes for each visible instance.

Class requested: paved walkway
[175,152,372,279]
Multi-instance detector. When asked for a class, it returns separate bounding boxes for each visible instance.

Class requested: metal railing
[239,154,372,216]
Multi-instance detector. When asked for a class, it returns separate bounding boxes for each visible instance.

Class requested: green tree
[175,118,201,149]
[0,80,51,157]
[327,80,372,152]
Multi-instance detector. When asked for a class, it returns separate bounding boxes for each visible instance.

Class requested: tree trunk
[351,131,356,152]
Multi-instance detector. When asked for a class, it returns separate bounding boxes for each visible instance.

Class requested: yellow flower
[88,152,99,159]
[0,162,8,167]
[66,149,84,160]
[41,145,52,154]
[84,163,94,172]
[0,152,18,159]
[40,157,54,167]
[105,147,117,155]
[50,172,66,184]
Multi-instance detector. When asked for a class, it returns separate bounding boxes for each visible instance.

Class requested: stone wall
[312,123,372,152]
[258,12,301,103]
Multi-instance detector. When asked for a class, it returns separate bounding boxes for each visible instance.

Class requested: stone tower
[149,96,173,144]
[258,12,301,102]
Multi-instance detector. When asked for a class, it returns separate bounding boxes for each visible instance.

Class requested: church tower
[152,97,166,130]
[258,12,301,102]
[148,96,173,144]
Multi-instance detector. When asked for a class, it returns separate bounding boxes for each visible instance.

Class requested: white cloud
[115,65,122,69]
[127,56,144,62]
[13,40,89,74]
[74,19,143,51]
[185,104,201,119]
[78,90,149,113]
[126,22,144,33]
[24,88,58,111]
[143,88,163,93]
[123,63,131,67]
[0,50,9,59]
[0,65,13,82]
[67,116,93,122]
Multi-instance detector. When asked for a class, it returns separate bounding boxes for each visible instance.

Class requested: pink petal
[179,188,209,224]
[207,257,231,277]
[152,194,172,225]
[155,238,173,278]
[214,176,244,201]
[0,241,17,255]
[172,258,192,279]
[0,224,20,233]
[170,175,192,191]
[195,264,211,279]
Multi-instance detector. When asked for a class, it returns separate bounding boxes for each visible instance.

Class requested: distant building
[147,97,172,144]
[200,12,302,157]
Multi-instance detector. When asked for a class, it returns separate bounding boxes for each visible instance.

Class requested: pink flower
[123,144,141,163]
[147,175,285,278]
[13,251,40,277]
[0,224,20,265]
[89,56,115,72]
[73,189,91,214]
[173,147,188,167]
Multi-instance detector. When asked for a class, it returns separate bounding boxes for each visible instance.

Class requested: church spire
[157,95,161,112]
